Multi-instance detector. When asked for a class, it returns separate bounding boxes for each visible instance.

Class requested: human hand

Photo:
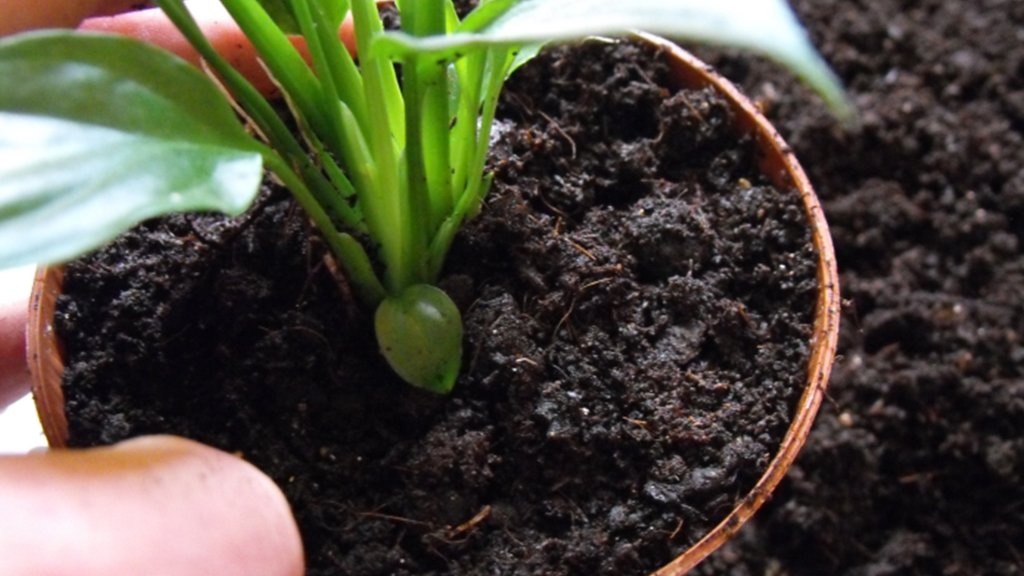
[0,4,320,572]
[0,301,304,576]
[0,0,145,35]
[0,0,358,96]
[0,301,29,410]
[0,283,302,576]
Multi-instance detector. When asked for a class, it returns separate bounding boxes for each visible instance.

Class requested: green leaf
[255,0,300,33]
[320,0,351,30]
[375,284,463,394]
[508,43,542,76]
[455,0,518,33]
[259,0,351,33]
[219,0,330,134]
[374,0,851,117]
[0,31,263,268]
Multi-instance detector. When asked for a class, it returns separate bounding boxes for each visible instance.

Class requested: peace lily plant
[0,0,848,393]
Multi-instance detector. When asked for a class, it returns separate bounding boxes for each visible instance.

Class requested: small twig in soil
[580,277,616,292]
[357,511,436,530]
[629,62,659,91]
[503,91,536,123]
[445,505,493,540]
[83,260,116,276]
[898,471,938,485]
[547,361,571,384]
[550,476,573,492]
[536,109,577,159]
[624,417,650,430]
[734,302,752,326]
[295,234,321,304]
[159,322,195,347]
[566,238,597,261]
[552,216,564,237]
[547,275,617,346]
[668,518,685,541]
[534,186,570,222]
[518,264,548,292]
[319,252,360,321]
[679,95,709,128]
[422,506,495,550]
[550,296,577,345]
[514,356,539,368]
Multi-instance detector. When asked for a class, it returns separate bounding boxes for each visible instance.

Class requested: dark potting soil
[55,42,818,575]
[685,0,1024,574]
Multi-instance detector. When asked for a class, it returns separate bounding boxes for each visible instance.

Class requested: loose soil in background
[690,0,1024,574]
[56,42,819,575]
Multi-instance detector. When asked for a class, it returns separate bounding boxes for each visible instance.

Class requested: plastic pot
[27,34,840,574]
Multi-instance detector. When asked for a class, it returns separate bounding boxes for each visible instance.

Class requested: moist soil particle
[686,0,1024,574]
[55,42,818,575]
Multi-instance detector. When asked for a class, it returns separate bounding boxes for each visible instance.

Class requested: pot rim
[27,34,840,575]
[639,33,840,575]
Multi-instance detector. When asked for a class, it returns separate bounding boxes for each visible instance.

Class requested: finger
[0,435,304,576]
[79,4,358,97]
[91,0,151,18]
[0,300,28,411]
[0,0,103,35]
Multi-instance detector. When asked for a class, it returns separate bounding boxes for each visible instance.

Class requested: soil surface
[687,0,1024,574]
[55,42,818,575]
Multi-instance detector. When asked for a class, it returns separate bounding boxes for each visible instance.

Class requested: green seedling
[0,0,849,392]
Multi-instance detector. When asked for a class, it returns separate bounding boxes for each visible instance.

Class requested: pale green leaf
[0,31,261,148]
[374,0,851,116]
[255,0,300,33]
[321,0,351,30]
[375,284,462,394]
[260,0,352,33]
[0,31,263,268]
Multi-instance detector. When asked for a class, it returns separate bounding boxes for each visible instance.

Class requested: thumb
[78,3,359,97]
[0,435,304,576]
[0,0,143,36]
[0,300,29,411]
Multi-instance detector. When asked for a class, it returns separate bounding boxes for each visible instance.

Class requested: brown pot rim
[27,265,68,448]
[27,35,840,574]
[640,33,840,574]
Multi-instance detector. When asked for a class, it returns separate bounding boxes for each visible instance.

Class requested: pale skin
[0,2,326,574]
[0,0,358,95]
[0,0,143,35]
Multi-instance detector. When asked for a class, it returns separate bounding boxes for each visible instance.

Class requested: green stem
[289,0,345,153]
[304,0,372,135]
[266,153,386,306]
[402,0,450,284]
[428,47,513,277]
[351,0,409,294]
[218,0,328,132]
[158,0,377,296]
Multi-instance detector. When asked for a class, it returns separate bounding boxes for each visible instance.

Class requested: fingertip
[114,435,306,575]
[0,435,305,576]
[0,300,29,411]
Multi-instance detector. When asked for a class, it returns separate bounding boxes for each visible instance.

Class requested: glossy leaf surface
[374,0,851,116]
[0,31,263,267]
[375,284,463,394]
